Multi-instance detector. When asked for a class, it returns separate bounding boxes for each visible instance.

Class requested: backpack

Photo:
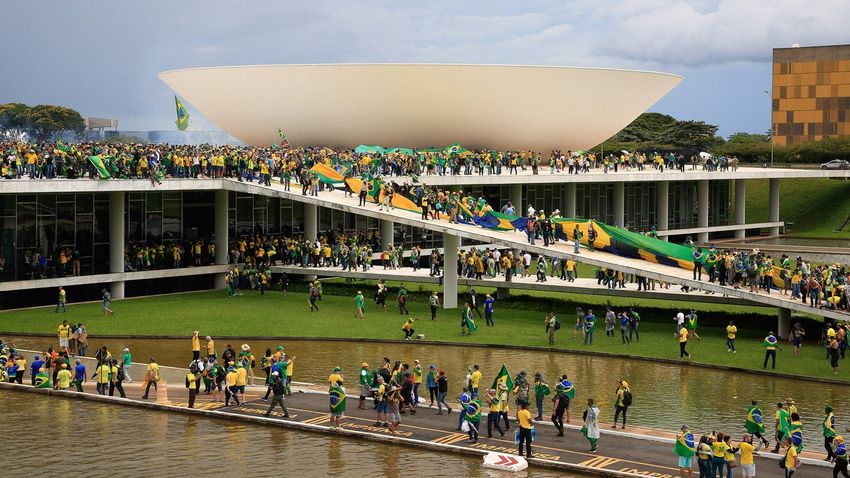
[272,377,285,395]
[622,390,633,407]
[311,288,319,298]
[117,366,125,382]
[778,449,789,469]
[554,319,561,331]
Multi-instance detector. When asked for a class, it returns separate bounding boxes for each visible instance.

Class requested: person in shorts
[374,376,388,427]
[738,434,756,478]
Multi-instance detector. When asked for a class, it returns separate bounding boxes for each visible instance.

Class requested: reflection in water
[0,390,576,478]
[8,335,848,445]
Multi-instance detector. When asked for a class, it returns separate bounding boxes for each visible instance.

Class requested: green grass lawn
[745,177,850,237]
[0,289,841,381]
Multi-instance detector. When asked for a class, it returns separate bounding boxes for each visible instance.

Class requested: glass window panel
[128,201,144,242]
[146,212,162,242]
[76,194,93,214]
[37,215,55,252]
[236,197,253,236]
[254,207,267,235]
[0,195,15,217]
[162,200,181,241]
[75,215,93,257]
[57,205,75,246]
[93,202,110,243]
[0,218,15,280]
[38,195,56,216]
[93,244,108,274]
[17,202,36,248]
[146,192,162,212]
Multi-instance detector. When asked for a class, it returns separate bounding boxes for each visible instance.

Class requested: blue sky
[2,0,848,138]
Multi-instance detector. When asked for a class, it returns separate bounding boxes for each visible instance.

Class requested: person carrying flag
[329,382,346,429]
[674,424,696,478]
[552,375,575,436]
[582,398,601,453]
[532,372,550,421]
[772,402,791,453]
[762,331,782,369]
[824,406,837,462]
[464,393,482,444]
[358,362,373,409]
[460,302,477,335]
[745,400,771,449]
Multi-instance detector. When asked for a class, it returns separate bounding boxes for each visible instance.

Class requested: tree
[662,120,719,150]
[25,105,85,140]
[726,132,770,144]
[614,112,678,143]
[0,103,32,138]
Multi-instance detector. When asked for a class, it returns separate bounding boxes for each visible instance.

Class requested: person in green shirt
[773,402,791,453]
[824,406,837,461]
[121,347,132,383]
[533,372,550,421]
[354,290,365,319]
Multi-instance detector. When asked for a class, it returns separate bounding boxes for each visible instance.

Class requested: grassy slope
[0,289,839,380]
[745,177,850,237]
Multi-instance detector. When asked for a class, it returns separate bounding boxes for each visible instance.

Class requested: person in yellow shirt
[566,259,576,282]
[55,363,72,390]
[679,326,691,360]
[235,364,248,400]
[192,331,201,360]
[711,432,729,477]
[328,366,343,388]
[738,434,756,478]
[205,336,216,359]
[726,320,738,353]
[485,388,505,438]
[470,364,482,394]
[225,365,241,406]
[57,320,71,354]
[186,365,200,408]
[517,401,534,458]
[95,361,111,396]
[783,436,799,474]
[109,358,126,398]
[141,358,160,399]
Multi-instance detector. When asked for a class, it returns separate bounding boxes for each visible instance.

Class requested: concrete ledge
[0,265,229,293]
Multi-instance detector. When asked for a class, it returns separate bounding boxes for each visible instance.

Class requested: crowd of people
[0,141,740,183]
[6,329,849,478]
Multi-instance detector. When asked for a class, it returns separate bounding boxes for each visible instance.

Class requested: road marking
[579,456,621,468]
[303,415,330,425]
[433,433,468,445]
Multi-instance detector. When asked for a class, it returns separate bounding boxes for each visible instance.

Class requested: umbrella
[621,149,630,154]
[699,152,712,160]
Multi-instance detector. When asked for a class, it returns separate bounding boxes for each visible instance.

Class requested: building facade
[772,44,850,146]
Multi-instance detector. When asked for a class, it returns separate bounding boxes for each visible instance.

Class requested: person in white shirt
[675,311,685,336]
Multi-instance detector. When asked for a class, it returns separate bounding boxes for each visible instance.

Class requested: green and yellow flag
[175,96,189,131]
[35,370,51,389]
[674,432,696,457]
[491,364,514,391]
[329,385,346,414]
[88,155,111,179]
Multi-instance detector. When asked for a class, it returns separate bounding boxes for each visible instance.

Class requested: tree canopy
[0,103,85,140]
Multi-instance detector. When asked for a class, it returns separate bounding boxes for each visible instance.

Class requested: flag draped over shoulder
[35,370,51,388]
[174,96,189,131]
[745,406,765,433]
[88,155,111,179]
[674,433,696,457]
[329,385,346,414]
[491,365,514,391]
[556,379,576,399]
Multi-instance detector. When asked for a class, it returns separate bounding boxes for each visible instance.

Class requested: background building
[772,44,850,145]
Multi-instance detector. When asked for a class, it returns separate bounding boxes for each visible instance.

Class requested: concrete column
[612,182,625,227]
[495,287,510,300]
[510,184,523,216]
[564,182,576,218]
[381,219,394,250]
[109,191,125,300]
[442,233,459,309]
[304,203,318,242]
[656,181,669,241]
[777,307,791,338]
[697,180,709,244]
[768,178,780,236]
[734,179,746,240]
[214,190,229,289]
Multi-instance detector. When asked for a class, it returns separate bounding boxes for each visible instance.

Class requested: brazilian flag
[35,370,51,389]
[88,155,111,179]
[491,364,514,391]
[789,422,803,451]
[464,399,482,422]
[674,432,696,457]
[556,379,576,400]
[745,406,765,433]
[463,307,477,333]
[175,96,189,131]
[329,385,346,414]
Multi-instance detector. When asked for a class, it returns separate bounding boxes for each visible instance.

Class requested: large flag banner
[329,385,346,414]
[174,96,189,131]
[491,364,514,391]
[35,370,51,388]
[310,163,344,184]
[88,155,111,179]
[745,406,765,433]
[277,129,290,148]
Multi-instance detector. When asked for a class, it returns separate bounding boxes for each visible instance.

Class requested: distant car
[821,159,850,170]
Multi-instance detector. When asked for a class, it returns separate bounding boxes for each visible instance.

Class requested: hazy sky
[2,0,849,137]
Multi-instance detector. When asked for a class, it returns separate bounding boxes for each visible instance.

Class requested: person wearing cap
[426,364,438,407]
[675,424,695,477]
[436,370,451,415]
[225,365,241,407]
[235,361,248,401]
[72,358,86,392]
[185,364,200,408]
[354,290,364,319]
[412,360,423,406]
[738,434,756,478]
[374,376,388,426]
[613,380,630,429]
[328,367,343,388]
[833,435,848,477]
[121,347,132,383]
[264,371,290,418]
[358,362,373,409]
[533,372,550,421]
[55,362,72,390]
